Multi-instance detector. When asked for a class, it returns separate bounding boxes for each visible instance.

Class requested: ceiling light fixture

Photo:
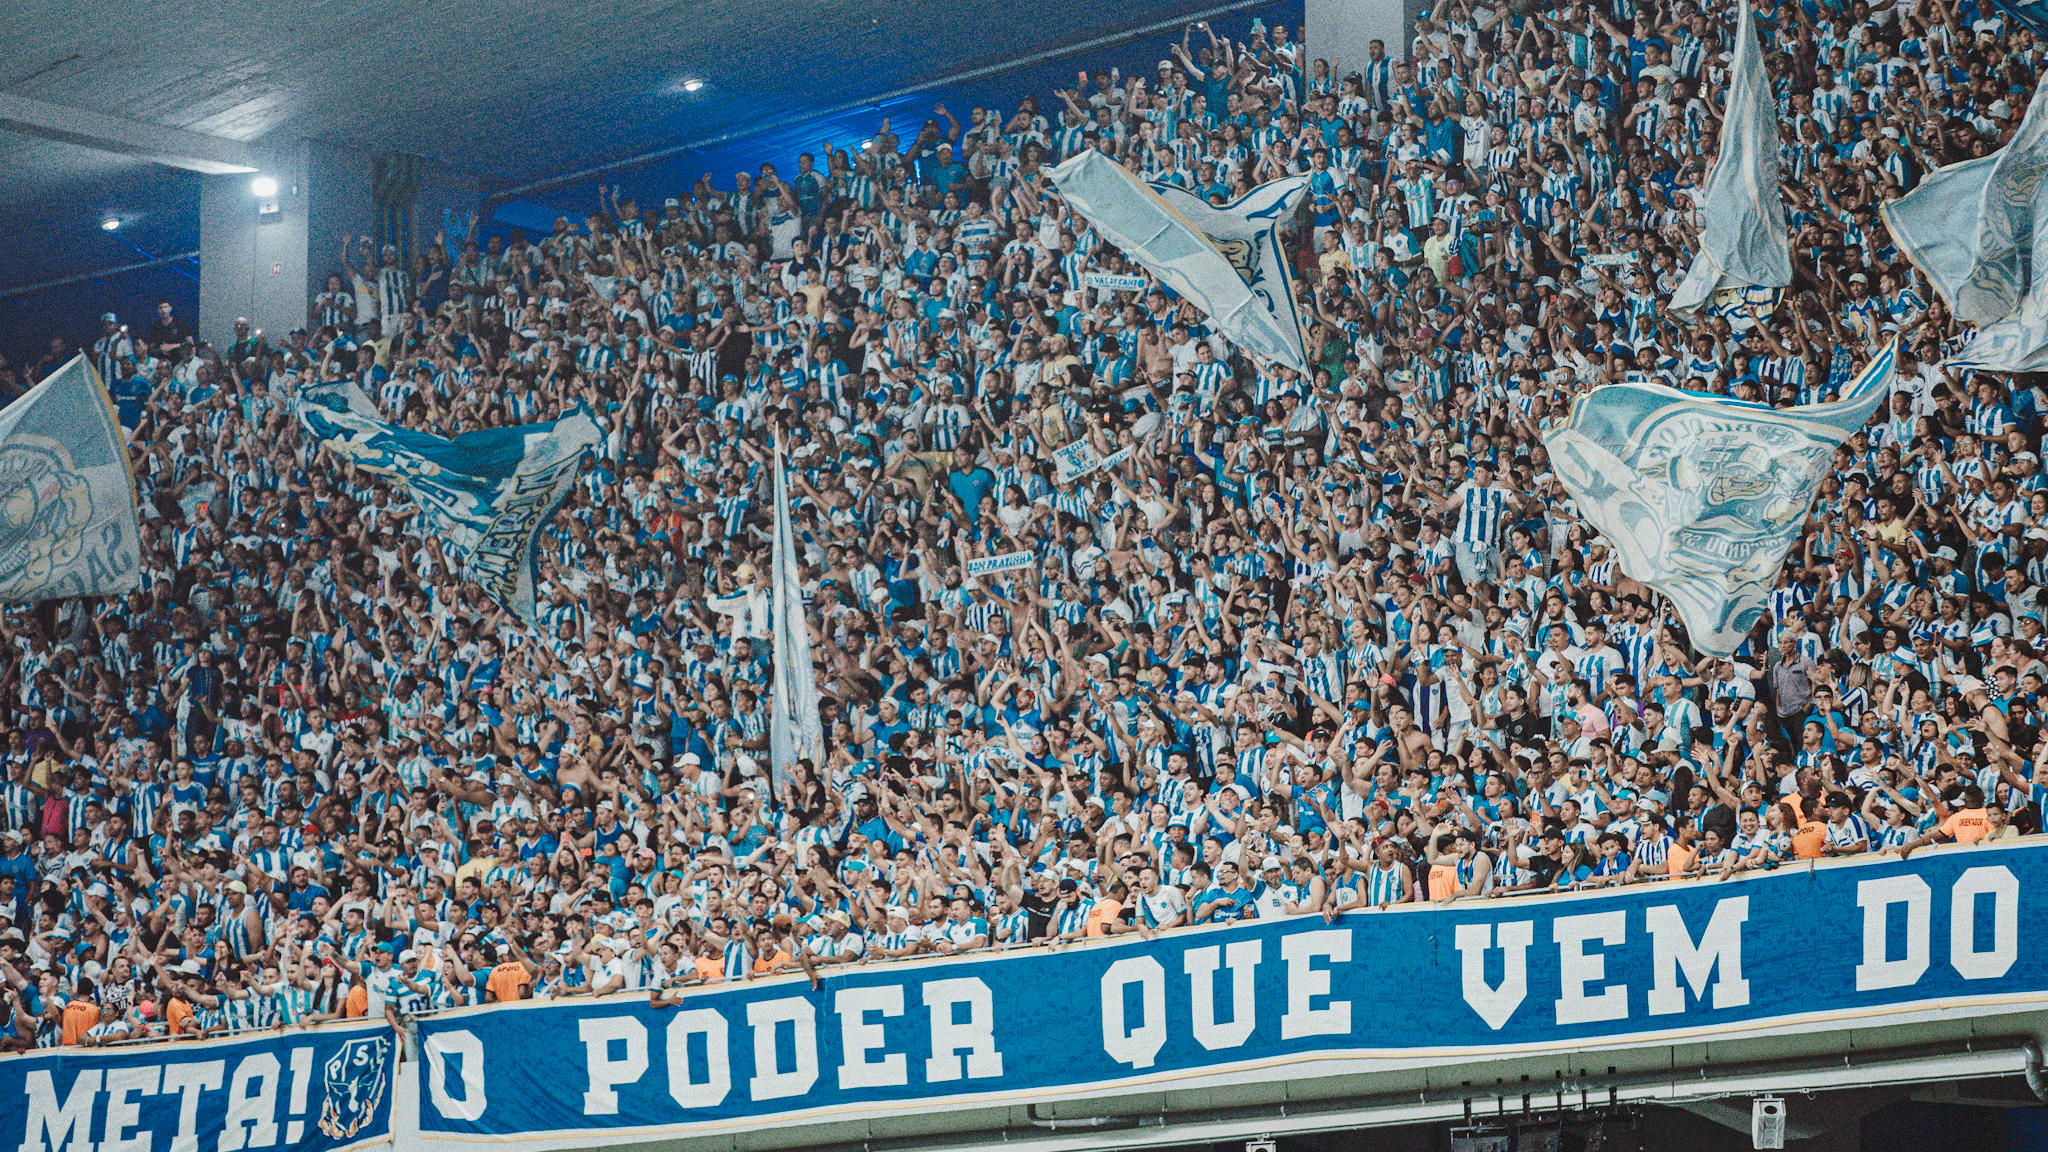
[100,217,120,231]
[250,175,278,197]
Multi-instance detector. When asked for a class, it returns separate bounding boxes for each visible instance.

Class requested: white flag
[769,445,823,796]
[1050,151,1312,373]
[1671,0,1790,316]
[0,356,142,601]
[1882,90,2048,371]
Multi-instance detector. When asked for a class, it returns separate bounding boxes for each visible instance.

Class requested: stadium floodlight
[682,79,705,93]
[250,175,279,197]
[100,218,120,231]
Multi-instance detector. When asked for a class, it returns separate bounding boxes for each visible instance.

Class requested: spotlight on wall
[682,79,705,93]
[100,218,120,231]
[250,175,279,197]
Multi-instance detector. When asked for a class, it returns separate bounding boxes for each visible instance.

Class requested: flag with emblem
[0,354,142,602]
[1543,340,1896,657]
[1049,150,1312,373]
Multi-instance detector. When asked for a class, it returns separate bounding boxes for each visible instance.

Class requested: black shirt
[1019,891,1057,940]
[1498,710,1546,750]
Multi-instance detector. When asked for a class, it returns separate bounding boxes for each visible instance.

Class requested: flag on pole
[1881,90,2048,371]
[769,444,824,796]
[295,381,599,623]
[1049,151,1313,374]
[1543,340,1897,657]
[0,355,142,601]
[1670,0,1791,316]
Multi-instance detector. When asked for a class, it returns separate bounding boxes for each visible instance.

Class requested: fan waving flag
[769,443,824,796]
[296,381,600,624]
[1542,340,1897,657]
[0,355,142,601]
[1670,0,1791,317]
[1049,150,1312,374]
[1881,90,2048,371]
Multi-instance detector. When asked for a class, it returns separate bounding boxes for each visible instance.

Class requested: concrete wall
[301,139,375,331]
[1305,0,1427,71]
[198,138,372,349]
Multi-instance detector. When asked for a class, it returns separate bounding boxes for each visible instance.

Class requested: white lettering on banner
[1184,941,1262,1050]
[665,1009,732,1109]
[837,987,908,1089]
[1455,921,1532,1030]
[1645,898,1751,1015]
[18,1068,99,1152]
[923,979,1004,1082]
[1951,866,2020,980]
[217,1053,280,1151]
[578,1017,649,1115]
[1280,930,1352,1039]
[1856,875,1931,990]
[283,1048,312,1146]
[424,1031,488,1121]
[1100,957,1168,1069]
[747,998,819,1100]
[101,1066,158,1152]
[1554,912,1629,1025]
[161,1061,224,1152]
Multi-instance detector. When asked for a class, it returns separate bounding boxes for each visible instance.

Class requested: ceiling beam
[0,93,262,175]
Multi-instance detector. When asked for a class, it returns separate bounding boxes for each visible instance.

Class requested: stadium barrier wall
[13,842,2048,1152]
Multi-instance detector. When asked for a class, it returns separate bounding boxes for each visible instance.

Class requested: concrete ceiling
[0,0,1259,295]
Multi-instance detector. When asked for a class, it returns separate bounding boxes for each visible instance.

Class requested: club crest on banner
[0,437,97,592]
[319,1034,391,1140]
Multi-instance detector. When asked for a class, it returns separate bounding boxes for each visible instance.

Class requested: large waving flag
[1670,0,1791,316]
[768,443,824,794]
[1881,92,2048,371]
[0,355,142,601]
[1050,150,1312,374]
[1543,340,1896,657]
[296,381,600,623]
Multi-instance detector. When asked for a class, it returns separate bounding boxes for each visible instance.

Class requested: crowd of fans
[0,0,2042,1052]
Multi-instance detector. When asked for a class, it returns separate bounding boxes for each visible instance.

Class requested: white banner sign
[1085,273,1150,292]
[966,550,1036,577]
[1054,438,1104,483]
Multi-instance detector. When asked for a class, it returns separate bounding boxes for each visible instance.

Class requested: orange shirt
[1791,821,1829,860]
[1083,898,1123,936]
[1426,863,1457,901]
[694,956,723,983]
[485,961,531,1004]
[164,997,194,1037]
[60,1000,99,1046]
[1666,843,1697,876]
[1943,808,1992,844]
[342,985,368,1019]
[752,949,791,976]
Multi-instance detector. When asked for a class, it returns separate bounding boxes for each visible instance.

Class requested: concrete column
[1305,0,1428,69]
[201,140,484,348]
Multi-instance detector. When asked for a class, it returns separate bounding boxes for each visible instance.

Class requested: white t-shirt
[1137,885,1188,928]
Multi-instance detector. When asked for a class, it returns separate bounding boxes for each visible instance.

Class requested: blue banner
[6,1022,395,1152]
[413,844,2048,1141]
